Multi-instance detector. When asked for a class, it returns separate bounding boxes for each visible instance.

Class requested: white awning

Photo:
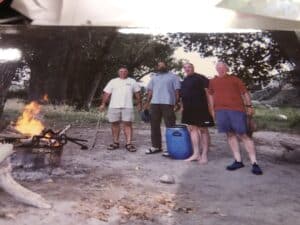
[11,0,300,31]
[217,0,300,22]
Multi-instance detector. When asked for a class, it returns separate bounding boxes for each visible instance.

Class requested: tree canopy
[166,32,293,88]
[2,26,298,113]
[0,26,181,109]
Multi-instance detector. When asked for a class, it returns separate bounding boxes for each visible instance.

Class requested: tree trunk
[271,31,300,95]
[0,63,18,118]
[251,77,287,101]
[83,32,118,110]
[84,71,105,110]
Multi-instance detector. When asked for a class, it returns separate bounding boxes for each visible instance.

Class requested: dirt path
[1,123,300,225]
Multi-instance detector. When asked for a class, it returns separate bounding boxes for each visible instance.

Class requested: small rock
[265,104,273,110]
[167,212,173,217]
[175,207,193,213]
[251,100,261,106]
[0,212,15,220]
[159,174,175,184]
[51,168,66,176]
[86,217,106,225]
[277,114,288,120]
[43,178,54,183]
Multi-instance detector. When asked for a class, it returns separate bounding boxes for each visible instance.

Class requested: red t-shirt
[208,75,247,112]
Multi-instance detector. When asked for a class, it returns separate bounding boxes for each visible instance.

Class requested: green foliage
[1,27,182,109]
[102,33,182,80]
[254,106,300,133]
[166,32,293,87]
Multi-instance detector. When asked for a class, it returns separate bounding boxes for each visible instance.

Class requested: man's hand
[209,109,215,122]
[143,102,150,110]
[246,107,255,116]
[99,104,106,112]
[136,103,142,112]
[174,103,181,112]
[179,106,184,113]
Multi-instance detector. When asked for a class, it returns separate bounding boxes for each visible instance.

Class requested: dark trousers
[150,104,176,149]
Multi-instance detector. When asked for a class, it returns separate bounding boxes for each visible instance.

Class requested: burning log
[0,124,88,169]
[3,100,88,151]
[1,124,88,150]
[0,144,51,209]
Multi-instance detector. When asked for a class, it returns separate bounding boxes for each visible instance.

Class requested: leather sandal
[125,143,137,152]
[107,142,120,150]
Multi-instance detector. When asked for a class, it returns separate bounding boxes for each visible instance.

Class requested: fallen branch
[279,141,300,152]
[0,144,51,209]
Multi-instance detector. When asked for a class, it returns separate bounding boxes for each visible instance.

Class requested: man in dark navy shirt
[181,63,214,164]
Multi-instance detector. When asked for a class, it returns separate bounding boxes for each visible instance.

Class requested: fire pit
[0,124,88,169]
[0,100,90,209]
[1,101,88,168]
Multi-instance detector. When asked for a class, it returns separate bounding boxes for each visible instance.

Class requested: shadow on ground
[172,131,300,225]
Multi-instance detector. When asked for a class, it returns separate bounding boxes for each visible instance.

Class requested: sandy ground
[0,122,300,225]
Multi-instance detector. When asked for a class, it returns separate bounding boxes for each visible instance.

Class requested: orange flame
[15,101,45,136]
[43,94,49,102]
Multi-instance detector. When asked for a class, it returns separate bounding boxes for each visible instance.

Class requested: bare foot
[199,155,208,164]
[184,155,201,162]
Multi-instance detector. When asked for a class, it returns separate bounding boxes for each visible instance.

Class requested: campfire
[0,98,90,209]
[43,94,49,103]
[0,99,88,167]
[0,100,88,152]
[15,101,44,137]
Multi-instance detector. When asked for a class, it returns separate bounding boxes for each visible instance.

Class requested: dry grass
[3,99,106,127]
[254,106,300,133]
[3,98,300,133]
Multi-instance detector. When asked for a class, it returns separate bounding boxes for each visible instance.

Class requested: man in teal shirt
[145,61,181,156]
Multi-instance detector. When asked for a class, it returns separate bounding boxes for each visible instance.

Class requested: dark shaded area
[0,26,180,111]
[172,131,300,225]
[0,0,30,24]
[271,31,300,94]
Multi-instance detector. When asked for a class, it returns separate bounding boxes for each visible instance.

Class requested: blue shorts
[216,109,247,135]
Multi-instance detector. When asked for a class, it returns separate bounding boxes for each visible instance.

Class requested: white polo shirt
[103,77,141,108]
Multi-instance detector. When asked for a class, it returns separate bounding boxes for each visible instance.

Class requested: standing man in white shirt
[100,66,142,152]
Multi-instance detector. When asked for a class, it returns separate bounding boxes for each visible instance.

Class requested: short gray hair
[183,62,194,69]
[216,61,229,69]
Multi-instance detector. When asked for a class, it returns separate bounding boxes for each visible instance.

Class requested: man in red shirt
[208,62,262,175]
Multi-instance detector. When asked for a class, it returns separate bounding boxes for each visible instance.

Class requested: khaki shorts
[107,108,134,122]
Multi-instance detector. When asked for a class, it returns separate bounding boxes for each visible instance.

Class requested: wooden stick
[89,113,103,150]
[58,124,71,135]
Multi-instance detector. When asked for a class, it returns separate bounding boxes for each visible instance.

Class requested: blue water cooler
[165,125,193,160]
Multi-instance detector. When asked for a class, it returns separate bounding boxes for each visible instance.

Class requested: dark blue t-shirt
[181,73,209,108]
